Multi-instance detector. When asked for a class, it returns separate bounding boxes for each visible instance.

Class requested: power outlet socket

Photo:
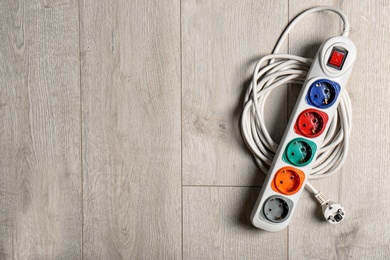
[250,36,356,232]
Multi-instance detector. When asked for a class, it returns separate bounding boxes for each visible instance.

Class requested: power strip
[241,7,356,232]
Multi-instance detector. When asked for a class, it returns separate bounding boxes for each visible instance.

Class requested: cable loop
[240,7,352,189]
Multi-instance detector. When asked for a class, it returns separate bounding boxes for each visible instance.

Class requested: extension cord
[240,6,356,232]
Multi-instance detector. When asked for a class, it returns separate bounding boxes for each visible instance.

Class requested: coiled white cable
[241,7,352,195]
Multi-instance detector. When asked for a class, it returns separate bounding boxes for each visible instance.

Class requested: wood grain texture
[182,0,289,186]
[80,0,181,259]
[0,0,81,259]
[183,187,287,260]
[1,0,390,258]
[289,1,390,259]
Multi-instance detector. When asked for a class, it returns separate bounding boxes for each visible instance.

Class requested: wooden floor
[1,0,390,259]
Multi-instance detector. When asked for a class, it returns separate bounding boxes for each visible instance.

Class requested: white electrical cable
[241,6,352,195]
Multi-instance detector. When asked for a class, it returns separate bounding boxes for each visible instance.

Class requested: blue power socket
[306,79,341,109]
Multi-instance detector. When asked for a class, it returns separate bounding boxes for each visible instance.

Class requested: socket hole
[284,138,316,166]
[295,109,328,137]
[263,196,291,223]
[307,80,339,108]
[280,181,283,184]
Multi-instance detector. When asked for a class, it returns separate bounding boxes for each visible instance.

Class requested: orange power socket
[271,167,305,195]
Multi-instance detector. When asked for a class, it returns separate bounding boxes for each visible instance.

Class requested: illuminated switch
[327,48,347,70]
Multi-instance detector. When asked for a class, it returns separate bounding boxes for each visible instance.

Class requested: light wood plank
[80,0,181,258]
[183,187,287,260]
[182,0,289,186]
[0,0,81,258]
[289,1,390,259]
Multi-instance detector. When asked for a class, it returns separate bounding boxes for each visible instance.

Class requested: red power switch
[327,48,347,70]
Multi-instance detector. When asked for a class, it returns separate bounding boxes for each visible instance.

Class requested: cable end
[314,192,346,224]
[341,25,350,37]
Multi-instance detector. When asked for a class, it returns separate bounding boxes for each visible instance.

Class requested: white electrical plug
[315,192,345,224]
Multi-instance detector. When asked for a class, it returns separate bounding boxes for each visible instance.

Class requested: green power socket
[283,138,317,166]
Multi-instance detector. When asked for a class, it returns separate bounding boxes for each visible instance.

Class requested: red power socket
[294,109,329,138]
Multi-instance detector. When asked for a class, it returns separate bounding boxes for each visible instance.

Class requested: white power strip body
[250,36,356,232]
